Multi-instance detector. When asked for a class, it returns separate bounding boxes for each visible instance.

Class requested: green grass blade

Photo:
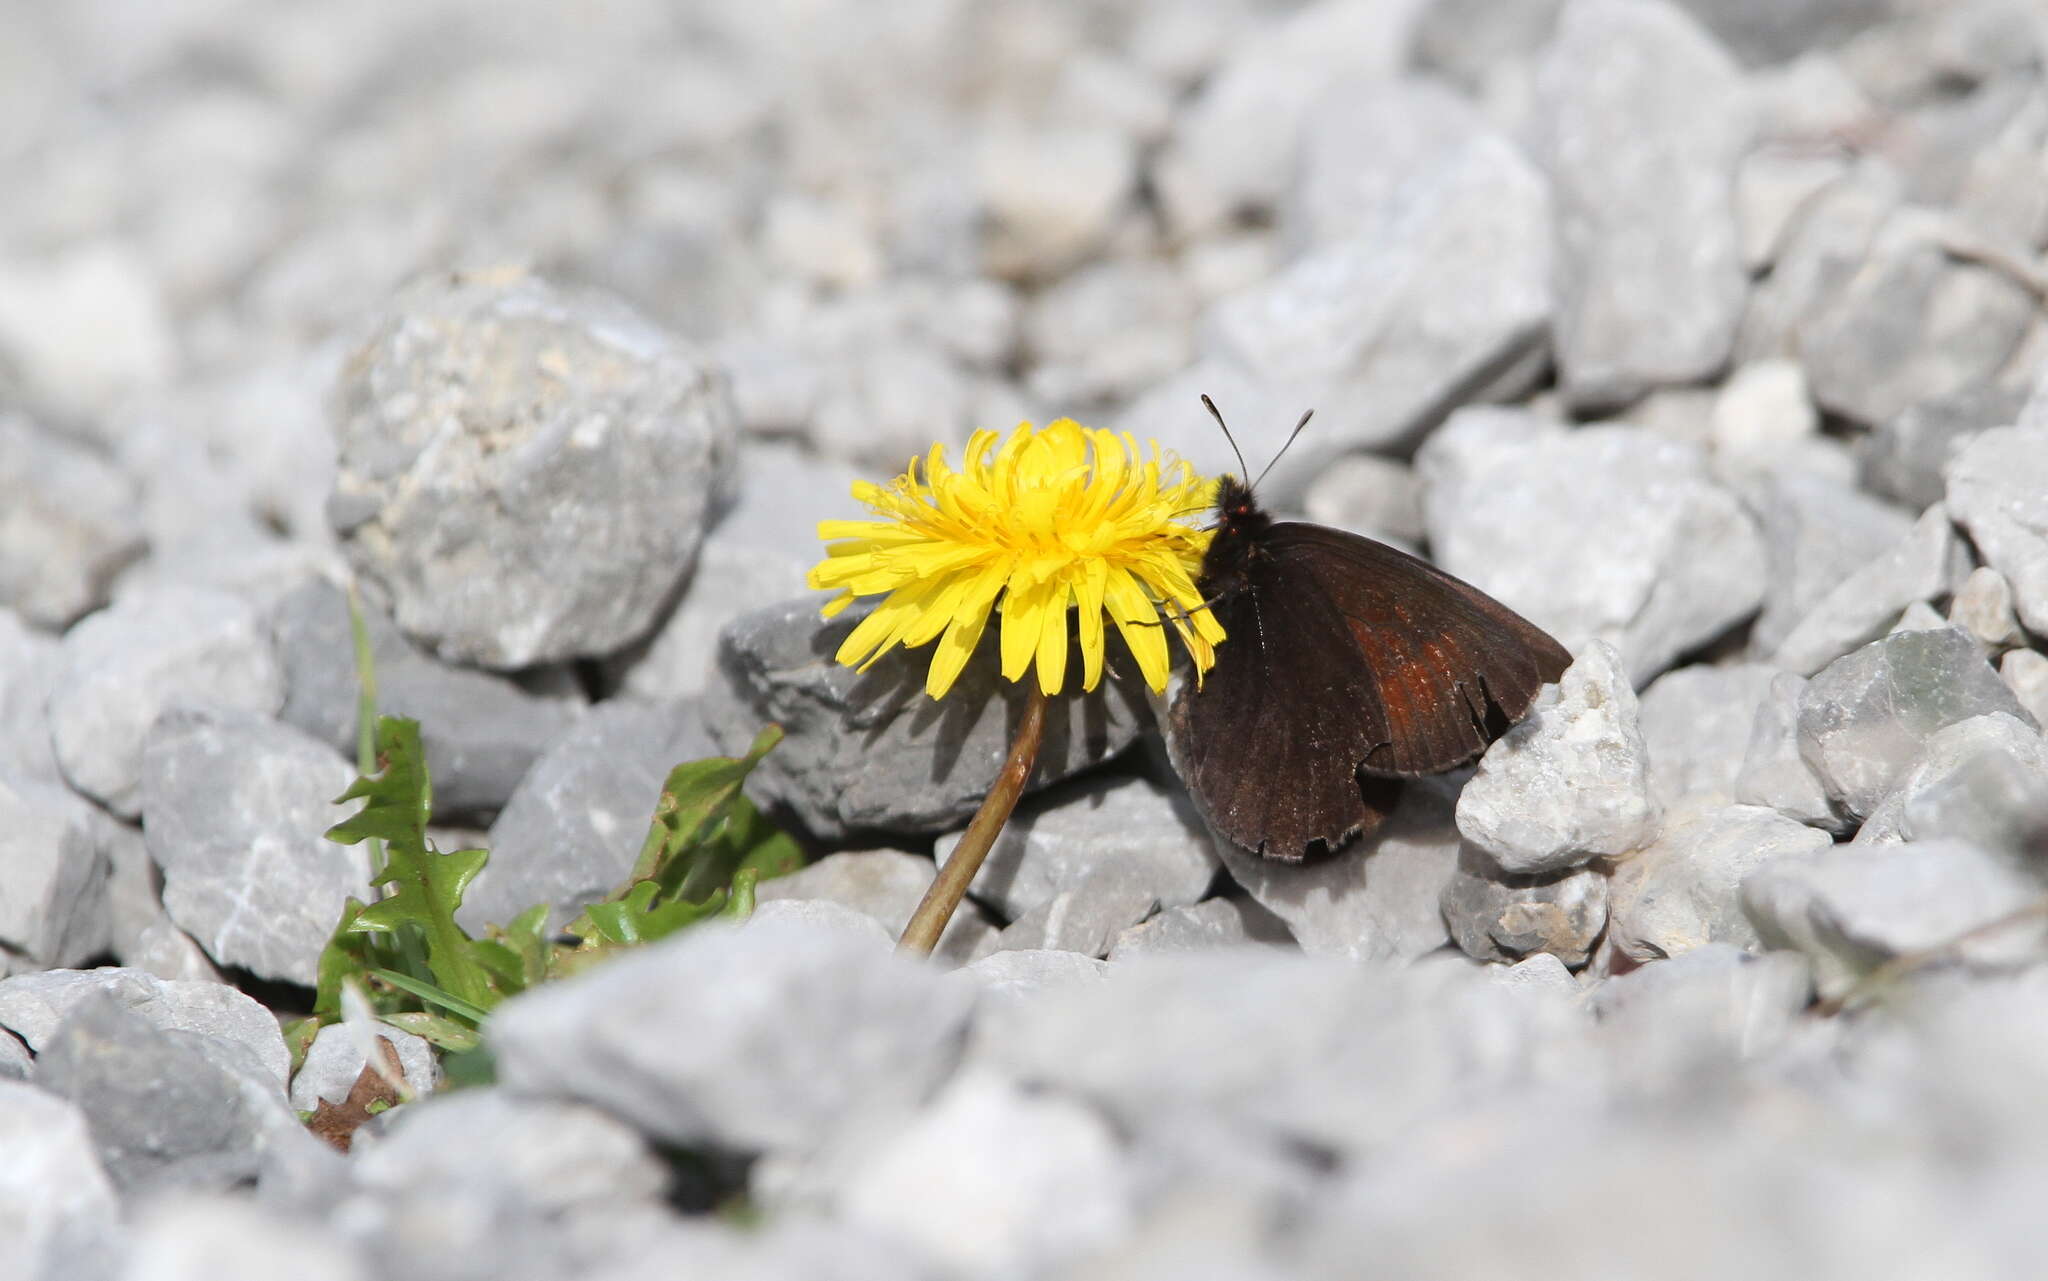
[367,967,492,1026]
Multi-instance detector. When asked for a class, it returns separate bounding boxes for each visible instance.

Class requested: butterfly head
[1212,474,1271,539]
[1199,474,1271,593]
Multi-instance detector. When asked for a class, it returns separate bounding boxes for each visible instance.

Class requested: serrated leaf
[631,725,783,886]
[579,881,661,946]
[350,845,488,933]
[493,903,553,988]
[721,867,759,920]
[561,725,795,963]
[635,884,730,942]
[583,878,731,947]
[326,718,433,848]
[467,938,527,991]
[282,1016,323,1077]
[326,717,493,1011]
[312,897,377,1022]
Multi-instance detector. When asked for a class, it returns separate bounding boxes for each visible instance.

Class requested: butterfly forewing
[1271,524,1571,777]
[1168,504,1571,862]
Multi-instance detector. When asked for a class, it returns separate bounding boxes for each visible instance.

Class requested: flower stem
[898,683,1049,957]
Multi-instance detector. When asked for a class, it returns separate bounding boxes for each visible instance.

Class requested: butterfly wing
[1166,543,1404,860]
[1270,522,1572,777]
[1168,520,1570,861]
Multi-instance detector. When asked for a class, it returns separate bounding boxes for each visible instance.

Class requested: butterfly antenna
[1201,394,1251,484]
[1250,409,1315,492]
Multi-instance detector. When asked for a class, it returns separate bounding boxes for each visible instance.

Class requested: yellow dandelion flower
[808,418,1228,700]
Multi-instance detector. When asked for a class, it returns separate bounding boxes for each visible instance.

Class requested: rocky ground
[7,0,2048,1277]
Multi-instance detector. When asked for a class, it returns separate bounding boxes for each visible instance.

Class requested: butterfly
[1165,399,1572,861]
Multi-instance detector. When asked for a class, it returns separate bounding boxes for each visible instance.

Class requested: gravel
[1441,845,1610,968]
[488,912,970,1155]
[1850,712,2048,855]
[138,708,364,986]
[1534,0,1751,411]
[271,578,584,822]
[33,993,320,1197]
[329,268,739,668]
[1744,839,2044,1002]
[1607,802,1833,963]
[1797,628,2037,821]
[1454,641,1655,875]
[0,415,146,629]
[1418,413,1768,685]
[933,772,1219,923]
[1201,77,1553,490]
[1214,779,1462,962]
[1767,500,1970,676]
[0,777,111,971]
[755,849,998,967]
[8,3,2048,1276]
[46,585,286,819]
[1946,424,2048,636]
[459,698,715,935]
[703,597,1149,841]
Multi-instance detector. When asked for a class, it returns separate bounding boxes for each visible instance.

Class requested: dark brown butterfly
[1165,401,1572,862]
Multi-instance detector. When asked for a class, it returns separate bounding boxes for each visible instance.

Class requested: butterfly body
[1169,474,1571,862]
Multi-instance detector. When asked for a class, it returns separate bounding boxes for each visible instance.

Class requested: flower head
[808,419,1227,699]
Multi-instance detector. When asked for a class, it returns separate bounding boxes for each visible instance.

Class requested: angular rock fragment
[1797,628,2035,820]
[140,708,363,986]
[0,1079,121,1281]
[1733,671,1842,830]
[1107,897,1293,960]
[272,578,583,820]
[1420,415,1766,685]
[1200,106,1551,489]
[328,267,737,668]
[1801,213,2035,428]
[0,967,291,1085]
[0,777,110,971]
[490,912,970,1154]
[1859,384,2025,510]
[1637,663,1781,811]
[1741,467,1913,656]
[1217,781,1461,962]
[48,586,285,818]
[1946,425,2048,637]
[1770,502,1966,676]
[1851,713,2048,855]
[1607,803,1831,963]
[934,773,1218,922]
[977,867,1163,960]
[1948,566,2026,655]
[2003,649,2048,728]
[1743,839,2043,1001]
[1441,843,1608,968]
[35,994,317,1195]
[755,849,996,967]
[1534,0,1750,409]
[1456,641,1654,875]
[702,598,1146,840]
[835,1069,1134,1277]
[288,1021,437,1112]
[0,414,146,629]
[459,698,713,935]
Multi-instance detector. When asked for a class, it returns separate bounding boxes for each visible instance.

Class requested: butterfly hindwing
[1168,541,1401,860]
